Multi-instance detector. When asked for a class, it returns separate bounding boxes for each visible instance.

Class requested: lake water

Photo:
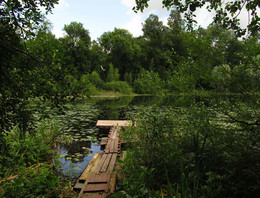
[55,95,189,180]
[54,94,235,180]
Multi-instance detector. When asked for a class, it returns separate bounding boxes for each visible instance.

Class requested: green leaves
[134,0,259,37]
[1,164,63,197]
[134,69,163,94]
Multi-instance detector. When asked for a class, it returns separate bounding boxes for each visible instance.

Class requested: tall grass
[0,119,72,197]
[114,102,260,197]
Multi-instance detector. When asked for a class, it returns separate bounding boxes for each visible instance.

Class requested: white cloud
[161,16,168,26]
[194,5,215,28]
[123,15,143,37]
[55,0,69,9]
[120,0,135,8]
[52,29,65,38]
[121,0,167,15]
[120,0,170,37]
[121,0,260,35]
[193,1,260,31]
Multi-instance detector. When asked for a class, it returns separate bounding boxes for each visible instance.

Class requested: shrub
[0,120,68,173]
[124,72,133,85]
[0,120,71,197]
[211,64,232,92]
[117,101,260,197]
[133,69,163,94]
[0,163,63,197]
[89,71,103,89]
[104,81,132,94]
[107,64,120,82]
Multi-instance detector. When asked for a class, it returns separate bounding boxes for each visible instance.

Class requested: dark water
[55,95,194,179]
[56,96,165,179]
[54,94,239,179]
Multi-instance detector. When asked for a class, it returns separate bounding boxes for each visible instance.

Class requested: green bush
[0,119,71,197]
[104,81,132,94]
[1,163,62,197]
[211,64,232,92]
[1,120,61,172]
[116,102,260,197]
[107,64,120,82]
[89,71,103,89]
[124,72,133,85]
[134,69,163,94]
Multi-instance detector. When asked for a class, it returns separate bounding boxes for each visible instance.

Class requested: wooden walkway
[75,120,131,198]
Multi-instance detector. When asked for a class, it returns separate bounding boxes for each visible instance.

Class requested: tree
[134,69,163,94]
[133,0,259,37]
[107,64,120,82]
[98,28,141,80]
[0,0,59,132]
[0,0,58,39]
[59,22,91,78]
[0,0,61,173]
[141,14,174,79]
[63,22,91,45]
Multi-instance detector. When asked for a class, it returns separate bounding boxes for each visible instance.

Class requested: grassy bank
[112,101,260,197]
[0,120,75,197]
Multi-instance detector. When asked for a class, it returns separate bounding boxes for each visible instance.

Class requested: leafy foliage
[107,64,120,82]
[104,81,132,94]
[133,0,260,36]
[0,120,71,197]
[1,0,259,196]
[134,69,163,94]
[1,163,62,197]
[89,71,104,89]
[117,98,260,197]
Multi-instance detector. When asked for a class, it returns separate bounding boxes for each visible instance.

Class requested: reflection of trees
[60,140,91,163]
[131,96,164,106]
[96,96,134,120]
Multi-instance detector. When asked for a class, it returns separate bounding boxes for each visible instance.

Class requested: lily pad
[59,154,67,158]
[73,166,82,171]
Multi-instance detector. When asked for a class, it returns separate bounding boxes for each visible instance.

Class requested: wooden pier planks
[104,127,120,154]
[78,153,115,197]
[96,120,131,127]
[100,137,108,146]
[77,121,129,198]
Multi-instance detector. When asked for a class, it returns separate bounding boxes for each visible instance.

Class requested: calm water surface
[54,94,233,179]
[54,95,185,179]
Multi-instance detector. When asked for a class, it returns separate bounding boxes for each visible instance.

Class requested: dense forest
[0,0,259,197]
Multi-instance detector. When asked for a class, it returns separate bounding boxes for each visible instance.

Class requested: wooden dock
[96,120,131,128]
[75,120,131,198]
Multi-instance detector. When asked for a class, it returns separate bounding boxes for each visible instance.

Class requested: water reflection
[54,94,240,179]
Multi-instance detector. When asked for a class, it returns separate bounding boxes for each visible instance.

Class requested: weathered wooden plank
[109,139,115,153]
[112,137,119,153]
[96,120,131,127]
[108,172,117,194]
[88,173,110,183]
[79,172,94,197]
[78,121,128,198]
[100,137,108,146]
[79,153,100,181]
[107,154,117,172]
[100,154,112,173]
[104,139,112,153]
[81,193,107,198]
[74,182,85,190]
[84,184,108,192]
[94,154,108,173]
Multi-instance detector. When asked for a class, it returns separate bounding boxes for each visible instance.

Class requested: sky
[46,0,254,41]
